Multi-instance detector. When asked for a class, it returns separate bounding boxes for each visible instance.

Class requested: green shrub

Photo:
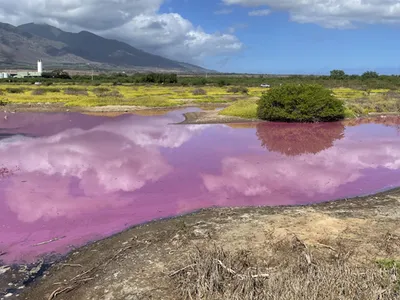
[96,90,123,98]
[227,87,249,94]
[64,88,88,96]
[257,84,345,122]
[192,88,207,96]
[31,89,46,95]
[6,87,25,94]
[46,87,61,93]
[93,87,110,94]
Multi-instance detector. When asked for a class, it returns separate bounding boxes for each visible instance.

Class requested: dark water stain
[0,111,399,264]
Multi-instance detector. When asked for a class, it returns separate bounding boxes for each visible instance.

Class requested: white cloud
[248,9,271,16]
[0,0,243,63]
[101,13,243,61]
[0,0,163,30]
[222,0,400,28]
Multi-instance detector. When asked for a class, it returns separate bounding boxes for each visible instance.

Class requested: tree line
[2,69,400,90]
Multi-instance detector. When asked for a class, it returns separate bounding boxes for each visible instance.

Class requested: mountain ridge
[0,22,212,73]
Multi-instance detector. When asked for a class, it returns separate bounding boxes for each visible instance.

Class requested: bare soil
[3,188,399,300]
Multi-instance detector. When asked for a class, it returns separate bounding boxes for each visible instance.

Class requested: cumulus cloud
[223,0,400,28]
[100,13,242,61]
[0,0,243,63]
[0,0,163,30]
[248,9,271,16]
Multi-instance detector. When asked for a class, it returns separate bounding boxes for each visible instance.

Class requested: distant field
[0,84,266,108]
[0,84,399,118]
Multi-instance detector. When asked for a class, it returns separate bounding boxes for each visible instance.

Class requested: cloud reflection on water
[0,113,399,263]
[0,113,210,223]
[202,123,400,205]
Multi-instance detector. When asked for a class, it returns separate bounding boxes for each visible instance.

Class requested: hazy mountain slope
[17,23,210,72]
[0,23,90,67]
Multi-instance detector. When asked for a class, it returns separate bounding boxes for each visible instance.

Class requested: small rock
[4,293,13,298]
[193,229,208,238]
[0,266,10,275]
[29,260,44,276]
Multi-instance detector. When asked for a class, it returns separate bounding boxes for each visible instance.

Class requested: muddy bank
[7,188,400,300]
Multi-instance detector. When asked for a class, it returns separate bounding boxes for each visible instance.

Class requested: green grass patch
[219,99,258,119]
[377,259,400,270]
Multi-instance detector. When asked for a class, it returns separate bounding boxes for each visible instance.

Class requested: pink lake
[0,109,400,264]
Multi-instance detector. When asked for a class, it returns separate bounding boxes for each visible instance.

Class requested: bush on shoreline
[257,84,345,122]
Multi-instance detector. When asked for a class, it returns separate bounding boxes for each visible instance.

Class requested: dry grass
[171,235,400,300]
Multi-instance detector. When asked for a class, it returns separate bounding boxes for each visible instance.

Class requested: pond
[0,109,399,263]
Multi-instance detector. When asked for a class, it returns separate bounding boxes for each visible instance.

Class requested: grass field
[0,84,266,108]
[0,84,399,118]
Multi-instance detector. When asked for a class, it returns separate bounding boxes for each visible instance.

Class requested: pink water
[0,109,400,264]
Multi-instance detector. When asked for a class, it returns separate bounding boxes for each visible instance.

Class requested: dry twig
[48,286,74,300]
[33,236,66,247]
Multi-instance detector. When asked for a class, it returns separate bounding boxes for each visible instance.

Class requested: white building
[37,59,43,75]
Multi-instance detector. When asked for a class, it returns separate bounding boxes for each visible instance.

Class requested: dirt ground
[0,188,395,300]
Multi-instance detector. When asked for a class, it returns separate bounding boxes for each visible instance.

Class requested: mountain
[0,23,89,67]
[0,22,211,73]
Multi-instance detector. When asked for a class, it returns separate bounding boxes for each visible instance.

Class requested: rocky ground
[1,188,399,300]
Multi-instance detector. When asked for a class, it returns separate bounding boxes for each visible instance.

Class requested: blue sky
[158,0,400,74]
[1,0,400,74]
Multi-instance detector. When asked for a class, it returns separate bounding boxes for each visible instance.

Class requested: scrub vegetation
[0,69,400,118]
[257,84,345,122]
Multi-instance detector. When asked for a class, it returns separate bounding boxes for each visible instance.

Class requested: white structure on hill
[37,59,43,74]
[0,60,44,79]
